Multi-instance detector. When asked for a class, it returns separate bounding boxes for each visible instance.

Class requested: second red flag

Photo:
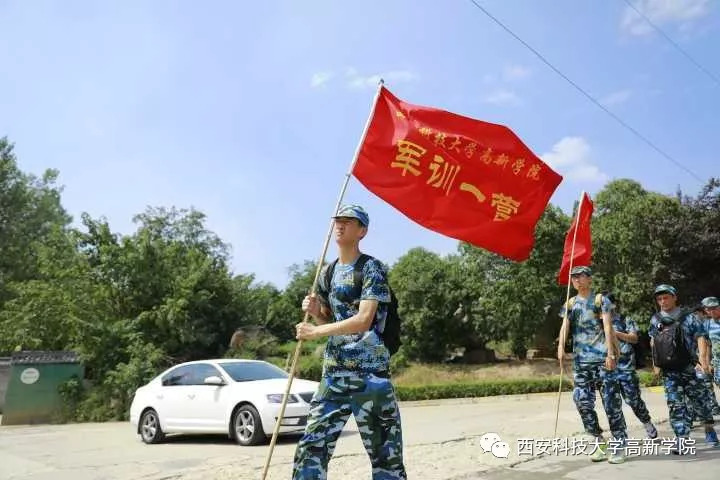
[557,192,594,285]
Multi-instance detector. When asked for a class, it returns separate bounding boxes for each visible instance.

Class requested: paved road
[1,386,719,480]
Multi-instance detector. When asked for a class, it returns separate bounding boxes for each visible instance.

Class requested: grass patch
[396,377,572,401]
[273,357,663,401]
[391,361,663,401]
[393,359,567,385]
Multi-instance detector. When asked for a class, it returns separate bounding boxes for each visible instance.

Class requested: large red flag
[557,192,594,285]
[352,86,563,261]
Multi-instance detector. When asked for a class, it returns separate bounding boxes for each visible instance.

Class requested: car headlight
[266,394,298,403]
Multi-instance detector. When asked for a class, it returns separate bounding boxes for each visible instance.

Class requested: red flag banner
[352,86,563,261]
[557,192,594,285]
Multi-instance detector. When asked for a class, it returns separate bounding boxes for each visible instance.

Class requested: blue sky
[1,0,718,289]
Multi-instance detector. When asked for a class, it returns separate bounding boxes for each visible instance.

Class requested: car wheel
[140,408,165,444]
[232,404,266,446]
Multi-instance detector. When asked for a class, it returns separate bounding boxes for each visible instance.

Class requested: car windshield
[219,361,289,382]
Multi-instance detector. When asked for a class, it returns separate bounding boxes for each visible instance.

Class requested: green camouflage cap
[654,284,677,296]
[570,265,592,276]
[701,297,720,308]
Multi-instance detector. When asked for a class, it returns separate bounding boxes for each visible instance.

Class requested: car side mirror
[203,375,225,386]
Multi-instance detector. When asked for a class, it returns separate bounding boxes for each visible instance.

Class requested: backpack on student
[563,293,607,354]
[615,313,648,369]
[651,311,693,371]
[323,254,402,356]
[565,293,605,319]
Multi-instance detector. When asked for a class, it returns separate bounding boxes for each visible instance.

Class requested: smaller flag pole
[553,190,586,438]
[261,79,385,480]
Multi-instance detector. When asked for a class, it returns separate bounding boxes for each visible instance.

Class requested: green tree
[389,247,464,362]
[653,178,720,306]
[456,205,569,359]
[0,137,71,306]
[265,260,319,342]
[592,179,682,327]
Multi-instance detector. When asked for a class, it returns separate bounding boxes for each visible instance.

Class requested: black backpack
[651,313,692,371]
[324,254,402,356]
[633,329,650,369]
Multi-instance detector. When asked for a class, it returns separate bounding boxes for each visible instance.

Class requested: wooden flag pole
[260,79,385,480]
[553,190,586,439]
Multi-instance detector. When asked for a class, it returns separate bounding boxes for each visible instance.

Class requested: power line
[622,0,720,89]
[466,0,704,183]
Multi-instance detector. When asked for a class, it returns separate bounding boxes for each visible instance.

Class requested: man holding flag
[261,82,563,479]
[556,193,628,464]
[558,266,627,463]
[293,204,407,480]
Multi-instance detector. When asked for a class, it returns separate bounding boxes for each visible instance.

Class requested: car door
[189,363,232,432]
[157,365,197,431]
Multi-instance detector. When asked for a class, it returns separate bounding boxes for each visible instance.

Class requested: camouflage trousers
[662,365,715,437]
[708,369,720,413]
[572,362,627,441]
[615,369,652,424]
[292,373,407,480]
[685,369,720,422]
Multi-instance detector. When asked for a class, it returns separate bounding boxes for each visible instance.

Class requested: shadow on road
[156,429,358,446]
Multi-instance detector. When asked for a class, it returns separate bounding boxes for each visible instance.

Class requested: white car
[129,359,319,446]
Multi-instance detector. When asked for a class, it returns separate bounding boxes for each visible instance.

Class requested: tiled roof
[11,351,81,365]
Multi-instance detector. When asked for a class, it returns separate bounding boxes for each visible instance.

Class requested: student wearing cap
[606,293,659,439]
[701,297,720,406]
[649,285,719,450]
[293,204,407,480]
[692,302,720,417]
[557,266,628,464]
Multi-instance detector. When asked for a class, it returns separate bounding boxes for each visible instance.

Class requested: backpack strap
[323,258,339,295]
[565,296,576,311]
[595,293,603,309]
[351,253,372,297]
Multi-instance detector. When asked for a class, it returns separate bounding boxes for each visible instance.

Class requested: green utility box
[1,351,83,426]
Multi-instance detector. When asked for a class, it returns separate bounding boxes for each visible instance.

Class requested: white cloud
[600,89,632,106]
[310,68,418,89]
[310,71,333,88]
[621,0,711,36]
[541,137,609,183]
[503,64,531,81]
[482,89,521,106]
[347,69,418,89]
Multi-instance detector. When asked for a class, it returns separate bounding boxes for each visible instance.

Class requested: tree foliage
[1,134,718,420]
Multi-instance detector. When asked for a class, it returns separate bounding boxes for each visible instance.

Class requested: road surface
[1,386,718,479]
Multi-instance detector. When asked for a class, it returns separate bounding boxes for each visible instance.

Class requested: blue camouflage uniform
[560,290,627,442]
[702,312,720,414]
[612,314,653,426]
[707,315,720,386]
[292,253,407,480]
[649,308,715,437]
[686,366,720,421]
